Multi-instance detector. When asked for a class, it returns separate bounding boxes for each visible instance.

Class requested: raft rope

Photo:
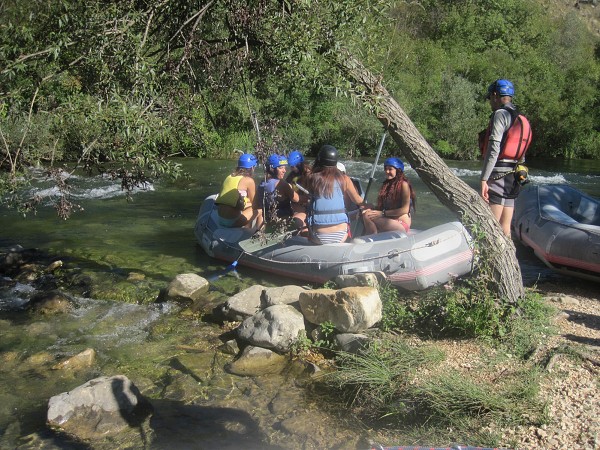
[218,229,472,267]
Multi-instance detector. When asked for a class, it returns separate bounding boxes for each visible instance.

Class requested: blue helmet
[486,79,514,99]
[238,153,257,169]
[384,157,404,172]
[287,150,304,167]
[267,154,288,169]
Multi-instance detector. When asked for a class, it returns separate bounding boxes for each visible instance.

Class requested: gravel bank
[500,280,599,450]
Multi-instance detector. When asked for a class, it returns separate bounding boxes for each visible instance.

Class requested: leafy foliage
[1,0,598,208]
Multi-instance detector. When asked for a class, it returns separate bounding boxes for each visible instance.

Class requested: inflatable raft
[513,184,600,282]
[195,195,474,291]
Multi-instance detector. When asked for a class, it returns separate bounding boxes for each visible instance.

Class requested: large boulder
[299,287,382,333]
[47,375,152,440]
[261,285,307,308]
[164,273,209,303]
[219,284,265,321]
[237,305,305,352]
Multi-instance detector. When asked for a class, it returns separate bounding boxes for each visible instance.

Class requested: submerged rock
[225,345,288,376]
[52,348,96,371]
[28,290,74,314]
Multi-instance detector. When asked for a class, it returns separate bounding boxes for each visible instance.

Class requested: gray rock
[165,273,209,303]
[261,285,307,308]
[218,339,240,355]
[47,375,152,440]
[334,273,380,288]
[225,345,288,376]
[220,284,265,320]
[237,305,306,352]
[334,333,370,354]
[299,287,382,333]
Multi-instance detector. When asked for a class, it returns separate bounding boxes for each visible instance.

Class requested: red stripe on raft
[520,233,600,274]
[388,249,473,282]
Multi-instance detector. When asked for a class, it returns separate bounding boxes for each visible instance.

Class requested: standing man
[479,79,532,236]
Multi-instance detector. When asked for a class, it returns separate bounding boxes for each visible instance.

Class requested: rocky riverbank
[1,244,598,449]
[499,280,599,449]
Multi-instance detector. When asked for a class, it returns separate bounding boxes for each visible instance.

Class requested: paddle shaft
[350,131,386,238]
[362,131,387,204]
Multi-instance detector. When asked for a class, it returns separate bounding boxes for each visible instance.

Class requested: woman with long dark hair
[306,145,364,244]
[362,157,415,235]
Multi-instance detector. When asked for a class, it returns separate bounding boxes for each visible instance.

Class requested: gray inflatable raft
[513,184,600,282]
[195,195,474,291]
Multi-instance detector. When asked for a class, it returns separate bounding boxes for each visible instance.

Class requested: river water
[0,157,598,449]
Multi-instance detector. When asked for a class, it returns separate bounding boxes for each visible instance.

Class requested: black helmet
[316,145,338,167]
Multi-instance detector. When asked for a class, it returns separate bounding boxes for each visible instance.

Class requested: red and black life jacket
[478,105,532,161]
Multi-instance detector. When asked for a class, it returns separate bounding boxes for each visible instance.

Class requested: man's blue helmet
[384,157,404,172]
[486,79,514,99]
[268,154,288,169]
[238,153,257,169]
[287,150,304,167]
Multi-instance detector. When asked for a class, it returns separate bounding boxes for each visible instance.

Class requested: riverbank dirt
[498,279,599,450]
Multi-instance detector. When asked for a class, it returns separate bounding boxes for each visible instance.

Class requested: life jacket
[479,105,532,162]
[216,175,249,210]
[307,181,348,227]
[259,178,293,219]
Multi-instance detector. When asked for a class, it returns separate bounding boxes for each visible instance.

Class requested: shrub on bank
[319,278,556,446]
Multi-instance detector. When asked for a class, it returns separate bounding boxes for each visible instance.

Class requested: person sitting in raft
[257,154,299,223]
[305,145,365,245]
[286,150,312,231]
[362,157,416,235]
[336,161,363,220]
[215,153,262,229]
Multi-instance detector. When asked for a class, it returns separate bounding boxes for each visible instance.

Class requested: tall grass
[321,271,556,445]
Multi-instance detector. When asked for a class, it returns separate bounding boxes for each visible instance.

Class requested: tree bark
[332,50,525,301]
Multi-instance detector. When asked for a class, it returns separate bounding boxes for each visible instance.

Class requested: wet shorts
[488,171,521,207]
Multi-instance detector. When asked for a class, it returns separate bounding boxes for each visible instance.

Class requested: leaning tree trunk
[333,50,525,302]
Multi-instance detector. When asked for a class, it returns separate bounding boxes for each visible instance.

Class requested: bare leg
[371,216,409,233]
[489,204,513,237]
[362,213,377,235]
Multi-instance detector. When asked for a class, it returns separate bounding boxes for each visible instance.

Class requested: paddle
[208,258,241,282]
[351,131,387,237]
[363,131,387,203]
